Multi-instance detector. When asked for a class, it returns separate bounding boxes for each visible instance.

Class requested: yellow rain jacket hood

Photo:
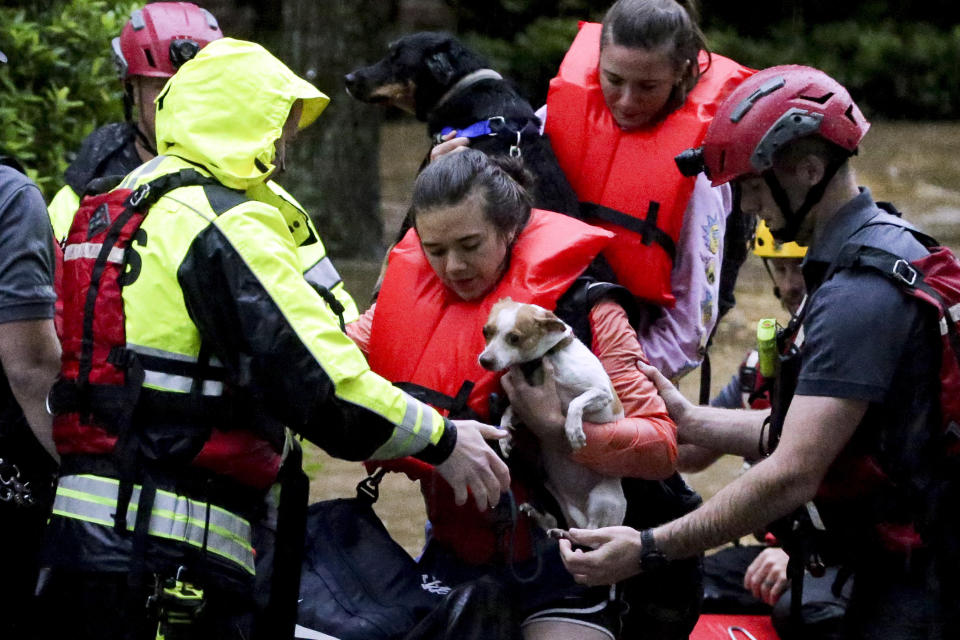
[154,38,329,190]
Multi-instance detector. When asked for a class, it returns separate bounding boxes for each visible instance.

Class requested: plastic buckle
[892,259,917,286]
[128,184,150,208]
[357,468,385,502]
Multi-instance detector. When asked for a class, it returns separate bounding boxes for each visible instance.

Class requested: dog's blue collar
[439,116,506,140]
[437,116,541,158]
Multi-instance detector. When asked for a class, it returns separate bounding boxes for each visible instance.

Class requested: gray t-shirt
[0,163,56,323]
[797,189,939,487]
[0,162,56,460]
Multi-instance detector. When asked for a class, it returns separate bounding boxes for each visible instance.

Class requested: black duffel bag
[296,470,441,640]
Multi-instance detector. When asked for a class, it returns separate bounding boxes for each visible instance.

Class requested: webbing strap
[126,343,227,396]
[74,169,222,391]
[828,243,960,368]
[394,380,476,418]
[53,474,255,575]
[77,203,140,389]
[581,201,677,260]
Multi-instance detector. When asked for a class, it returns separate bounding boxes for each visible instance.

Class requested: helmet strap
[762,155,847,243]
[123,82,135,124]
[132,124,158,158]
[124,80,158,158]
[761,257,782,299]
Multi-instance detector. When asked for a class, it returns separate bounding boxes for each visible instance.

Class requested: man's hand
[500,360,565,441]
[435,420,510,511]
[637,360,694,429]
[557,526,644,585]
[429,131,471,162]
[744,547,790,605]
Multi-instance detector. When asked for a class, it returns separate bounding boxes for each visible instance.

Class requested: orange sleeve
[345,302,376,357]
[570,299,678,479]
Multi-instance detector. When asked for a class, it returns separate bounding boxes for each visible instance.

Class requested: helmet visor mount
[750,109,824,175]
[115,3,222,80]
[114,36,203,81]
[674,147,709,179]
[169,39,201,70]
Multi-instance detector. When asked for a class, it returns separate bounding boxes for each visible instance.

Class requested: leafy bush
[465,17,583,106]
[708,21,960,119]
[0,1,137,197]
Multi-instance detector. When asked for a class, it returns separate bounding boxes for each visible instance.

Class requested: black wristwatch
[639,529,668,572]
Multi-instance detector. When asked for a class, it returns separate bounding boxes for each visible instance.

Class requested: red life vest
[368,209,613,564]
[50,170,281,491]
[545,22,754,305]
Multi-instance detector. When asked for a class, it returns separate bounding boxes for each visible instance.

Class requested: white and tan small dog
[478,297,627,530]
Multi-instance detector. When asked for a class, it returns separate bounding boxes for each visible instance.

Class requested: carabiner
[727,626,759,640]
[509,131,522,158]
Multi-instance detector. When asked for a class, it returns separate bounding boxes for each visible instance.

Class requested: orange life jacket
[367,209,613,564]
[545,22,754,305]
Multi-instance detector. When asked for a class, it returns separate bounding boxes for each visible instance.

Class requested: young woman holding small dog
[509,2,754,636]
[347,149,679,640]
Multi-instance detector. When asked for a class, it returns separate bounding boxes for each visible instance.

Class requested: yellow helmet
[753,220,807,259]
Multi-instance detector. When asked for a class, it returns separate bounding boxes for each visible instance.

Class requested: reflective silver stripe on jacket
[369,398,442,459]
[63,243,125,264]
[119,154,167,189]
[940,303,960,335]
[127,343,225,397]
[52,474,255,575]
[303,256,342,291]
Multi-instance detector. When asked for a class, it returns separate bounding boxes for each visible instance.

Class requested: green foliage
[0,1,137,197]
[464,18,577,108]
[448,0,607,40]
[465,17,583,106]
[708,21,960,119]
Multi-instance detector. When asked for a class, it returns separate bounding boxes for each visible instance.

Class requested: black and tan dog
[345,31,580,220]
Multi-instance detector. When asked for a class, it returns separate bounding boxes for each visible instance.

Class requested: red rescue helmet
[675,65,870,186]
[112,2,222,80]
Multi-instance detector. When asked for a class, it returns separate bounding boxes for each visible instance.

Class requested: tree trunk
[277,0,395,259]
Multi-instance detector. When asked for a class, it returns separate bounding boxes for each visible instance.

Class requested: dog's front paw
[564,420,588,451]
[499,432,514,458]
[519,503,558,531]
[498,408,515,458]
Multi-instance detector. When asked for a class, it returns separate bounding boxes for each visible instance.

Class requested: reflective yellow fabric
[247,181,359,323]
[115,38,446,456]
[48,184,80,243]
[154,38,329,191]
[53,474,255,574]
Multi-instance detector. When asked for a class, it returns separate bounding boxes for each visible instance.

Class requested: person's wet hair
[410,148,534,238]
[601,0,709,106]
